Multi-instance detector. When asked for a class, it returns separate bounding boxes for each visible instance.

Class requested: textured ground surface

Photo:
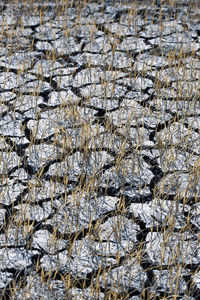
[0,0,200,299]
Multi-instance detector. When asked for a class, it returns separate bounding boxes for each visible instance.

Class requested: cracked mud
[0,0,200,299]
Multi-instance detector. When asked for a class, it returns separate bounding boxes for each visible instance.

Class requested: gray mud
[0,0,200,299]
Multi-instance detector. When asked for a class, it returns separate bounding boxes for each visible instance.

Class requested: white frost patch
[0,248,39,270]
[68,237,107,276]
[47,150,113,180]
[80,83,127,98]
[86,97,119,110]
[25,144,64,169]
[0,209,6,226]
[105,23,138,36]
[32,229,68,254]
[157,148,200,173]
[0,114,23,136]
[0,52,39,70]
[0,152,21,173]
[27,118,55,139]
[40,250,69,271]
[98,259,147,293]
[105,51,133,68]
[34,25,61,41]
[84,36,112,53]
[32,59,64,77]
[0,72,24,89]
[153,268,187,295]
[193,270,200,289]
[190,203,200,230]
[129,200,190,229]
[73,68,104,87]
[107,103,171,129]
[98,216,139,243]
[45,193,119,234]
[13,95,43,112]
[48,90,80,106]
[0,272,13,289]
[99,155,153,190]
[0,226,27,247]
[157,171,200,198]
[52,37,81,54]
[0,179,24,205]
[24,180,66,203]
[186,117,200,131]
[69,286,105,300]
[10,168,29,181]
[19,80,51,94]
[117,37,150,52]
[15,202,53,222]
[155,122,200,151]
[0,92,16,102]
[146,232,200,265]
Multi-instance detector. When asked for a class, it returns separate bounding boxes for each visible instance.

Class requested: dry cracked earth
[0,0,200,299]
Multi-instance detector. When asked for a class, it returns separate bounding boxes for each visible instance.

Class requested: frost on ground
[0,0,200,299]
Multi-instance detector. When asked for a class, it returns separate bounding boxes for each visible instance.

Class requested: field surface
[0,0,200,299]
